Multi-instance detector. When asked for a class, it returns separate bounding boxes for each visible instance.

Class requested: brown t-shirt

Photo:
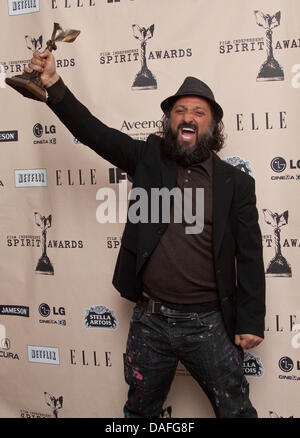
[142,153,218,304]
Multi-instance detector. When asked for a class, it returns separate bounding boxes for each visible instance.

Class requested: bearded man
[26,50,265,418]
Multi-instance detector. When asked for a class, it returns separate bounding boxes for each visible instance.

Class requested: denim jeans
[123,302,257,418]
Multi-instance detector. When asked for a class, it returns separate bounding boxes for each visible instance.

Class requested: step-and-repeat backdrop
[0,0,299,419]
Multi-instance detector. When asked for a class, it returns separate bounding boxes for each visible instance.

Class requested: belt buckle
[145,298,159,316]
[145,298,153,316]
[151,299,156,314]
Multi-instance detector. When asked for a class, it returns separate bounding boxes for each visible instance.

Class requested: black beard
[162,124,214,167]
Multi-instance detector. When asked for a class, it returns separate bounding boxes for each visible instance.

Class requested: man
[26,50,265,418]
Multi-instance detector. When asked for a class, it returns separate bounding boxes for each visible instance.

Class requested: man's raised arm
[25,50,145,176]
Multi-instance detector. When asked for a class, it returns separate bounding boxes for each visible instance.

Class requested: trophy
[44,392,63,418]
[34,212,54,275]
[263,209,292,277]
[254,10,284,81]
[5,22,80,102]
[132,24,157,90]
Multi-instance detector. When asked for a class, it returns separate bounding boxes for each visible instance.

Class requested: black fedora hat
[160,76,223,121]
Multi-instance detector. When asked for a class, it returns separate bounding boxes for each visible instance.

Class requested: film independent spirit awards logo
[0,28,75,76]
[20,392,63,418]
[218,10,297,82]
[7,212,83,275]
[99,23,192,90]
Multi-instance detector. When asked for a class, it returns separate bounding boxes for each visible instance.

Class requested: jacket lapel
[213,154,234,260]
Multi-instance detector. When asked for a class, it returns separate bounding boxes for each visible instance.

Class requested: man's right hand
[24,49,60,89]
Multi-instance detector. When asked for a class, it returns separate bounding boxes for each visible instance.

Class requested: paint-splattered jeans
[123,302,257,418]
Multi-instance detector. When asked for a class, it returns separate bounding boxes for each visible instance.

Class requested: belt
[140,294,219,316]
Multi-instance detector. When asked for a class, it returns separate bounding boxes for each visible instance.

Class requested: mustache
[176,122,198,134]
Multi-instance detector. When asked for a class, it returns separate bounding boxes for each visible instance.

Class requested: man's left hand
[234,334,263,350]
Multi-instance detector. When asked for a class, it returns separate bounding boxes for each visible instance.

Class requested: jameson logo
[0,130,18,142]
[8,0,40,16]
[0,305,29,317]
[243,352,264,377]
[263,209,292,277]
[84,305,118,329]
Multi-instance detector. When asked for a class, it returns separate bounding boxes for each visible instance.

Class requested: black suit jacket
[48,85,266,342]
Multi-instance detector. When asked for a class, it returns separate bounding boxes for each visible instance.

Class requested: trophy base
[5,74,47,102]
[131,85,158,91]
[256,59,284,82]
[132,70,157,90]
[256,76,284,82]
[265,272,292,278]
[266,258,292,278]
[35,256,54,275]
[35,270,54,276]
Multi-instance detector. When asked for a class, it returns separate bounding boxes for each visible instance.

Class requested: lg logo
[271,157,286,173]
[278,356,294,372]
[33,123,56,138]
[271,157,300,172]
[39,303,65,317]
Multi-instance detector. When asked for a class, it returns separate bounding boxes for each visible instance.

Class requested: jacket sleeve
[47,82,145,177]
[235,175,266,338]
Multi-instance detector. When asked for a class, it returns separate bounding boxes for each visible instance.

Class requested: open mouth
[180,126,196,142]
